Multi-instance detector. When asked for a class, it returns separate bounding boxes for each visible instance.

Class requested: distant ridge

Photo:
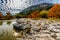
[19,3,54,15]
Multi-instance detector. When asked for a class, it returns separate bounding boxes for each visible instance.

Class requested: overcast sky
[0,0,60,15]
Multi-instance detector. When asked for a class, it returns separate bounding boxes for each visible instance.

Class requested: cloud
[0,0,60,15]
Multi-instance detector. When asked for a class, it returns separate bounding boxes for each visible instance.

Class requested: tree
[0,12,3,19]
[27,10,40,18]
[15,14,22,18]
[6,12,12,20]
[40,10,48,18]
[48,4,60,18]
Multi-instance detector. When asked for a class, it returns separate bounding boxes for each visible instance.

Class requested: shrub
[7,21,11,25]
[15,14,23,18]
[40,10,49,18]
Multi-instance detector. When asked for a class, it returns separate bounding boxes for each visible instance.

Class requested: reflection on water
[0,20,16,31]
[0,19,16,40]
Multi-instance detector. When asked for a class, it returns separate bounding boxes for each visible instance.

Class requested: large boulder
[13,23,24,31]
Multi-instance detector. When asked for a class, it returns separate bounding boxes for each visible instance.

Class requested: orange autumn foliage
[0,12,3,19]
[27,10,40,18]
[48,4,60,18]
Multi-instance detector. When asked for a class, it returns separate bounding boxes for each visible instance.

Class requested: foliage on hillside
[48,4,60,18]
[1,4,60,19]
[27,10,49,18]
[27,10,40,18]
[0,10,49,19]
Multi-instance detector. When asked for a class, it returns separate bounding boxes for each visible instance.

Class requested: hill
[19,3,54,15]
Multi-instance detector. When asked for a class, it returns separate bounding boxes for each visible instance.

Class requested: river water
[0,19,16,33]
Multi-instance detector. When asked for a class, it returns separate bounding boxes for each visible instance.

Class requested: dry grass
[7,21,12,25]
[0,21,3,25]
[0,29,16,40]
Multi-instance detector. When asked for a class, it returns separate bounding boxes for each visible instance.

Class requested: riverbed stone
[12,18,60,40]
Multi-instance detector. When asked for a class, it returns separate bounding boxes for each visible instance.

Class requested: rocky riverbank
[13,18,60,40]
